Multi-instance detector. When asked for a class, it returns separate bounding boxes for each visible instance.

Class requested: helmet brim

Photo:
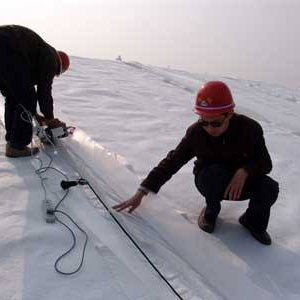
[194,105,235,116]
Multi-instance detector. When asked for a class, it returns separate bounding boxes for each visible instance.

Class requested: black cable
[34,146,89,275]
[82,180,184,300]
[54,210,88,275]
[17,105,88,275]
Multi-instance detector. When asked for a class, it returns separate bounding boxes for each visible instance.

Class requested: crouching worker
[0,25,69,157]
[113,81,279,245]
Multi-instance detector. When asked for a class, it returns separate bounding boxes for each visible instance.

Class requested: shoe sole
[239,217,271,245]
[5,149,39,158]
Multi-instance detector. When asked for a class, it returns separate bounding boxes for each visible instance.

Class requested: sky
[1,57,300,299]
[1,0,300,88]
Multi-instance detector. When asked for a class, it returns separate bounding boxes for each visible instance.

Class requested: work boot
[5,143,39,158]
[239,212,271,245]
[198,207,217,233]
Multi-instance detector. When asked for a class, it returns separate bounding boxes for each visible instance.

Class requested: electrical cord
[19,103,58,152]
[54,210,88,275]
[19,105,88,275]
[88,181,184,300]
[36,152,89,276]
[37,150,89,275]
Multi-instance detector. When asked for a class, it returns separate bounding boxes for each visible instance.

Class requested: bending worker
[113,81,279,245]
[0,25,69,157]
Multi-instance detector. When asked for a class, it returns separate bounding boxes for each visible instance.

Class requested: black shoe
[239,213,272,245]
[198,207,217,233]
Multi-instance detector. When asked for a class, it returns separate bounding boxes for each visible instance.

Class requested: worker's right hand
[112,191,145,213]
[224,168,248,200]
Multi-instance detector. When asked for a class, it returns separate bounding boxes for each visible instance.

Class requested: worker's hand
[35,114,46,125]
[45,118,64,129]
[112,191,145,213]
[224,168,248,200]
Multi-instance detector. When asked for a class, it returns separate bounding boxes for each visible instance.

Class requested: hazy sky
[1,0,300,88]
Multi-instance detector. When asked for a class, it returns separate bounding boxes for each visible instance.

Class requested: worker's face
[198,112,233,137]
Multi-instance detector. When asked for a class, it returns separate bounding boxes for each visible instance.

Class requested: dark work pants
[195,164,279,232]
[0,35,37,148]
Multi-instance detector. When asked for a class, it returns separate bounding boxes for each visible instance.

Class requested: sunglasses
[198,113,228,128]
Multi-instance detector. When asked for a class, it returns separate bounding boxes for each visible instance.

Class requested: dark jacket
[141,114,272,193]
[0,25,59,118]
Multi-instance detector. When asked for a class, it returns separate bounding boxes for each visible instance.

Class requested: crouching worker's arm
[112,187,149,213]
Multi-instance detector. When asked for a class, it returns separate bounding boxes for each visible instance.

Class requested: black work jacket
[0,25,59,118]
[141,114,272,193]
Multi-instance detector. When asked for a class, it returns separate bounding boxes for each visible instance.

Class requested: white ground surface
[1,57,300,300]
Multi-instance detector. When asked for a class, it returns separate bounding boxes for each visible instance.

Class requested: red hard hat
[57,51,70,75]
[194,81,235,116]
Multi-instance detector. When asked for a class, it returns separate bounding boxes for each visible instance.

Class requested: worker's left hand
[45,118,64,129]
[35,114,46,125]
[224,168,248,200]
[112,191,145,213]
